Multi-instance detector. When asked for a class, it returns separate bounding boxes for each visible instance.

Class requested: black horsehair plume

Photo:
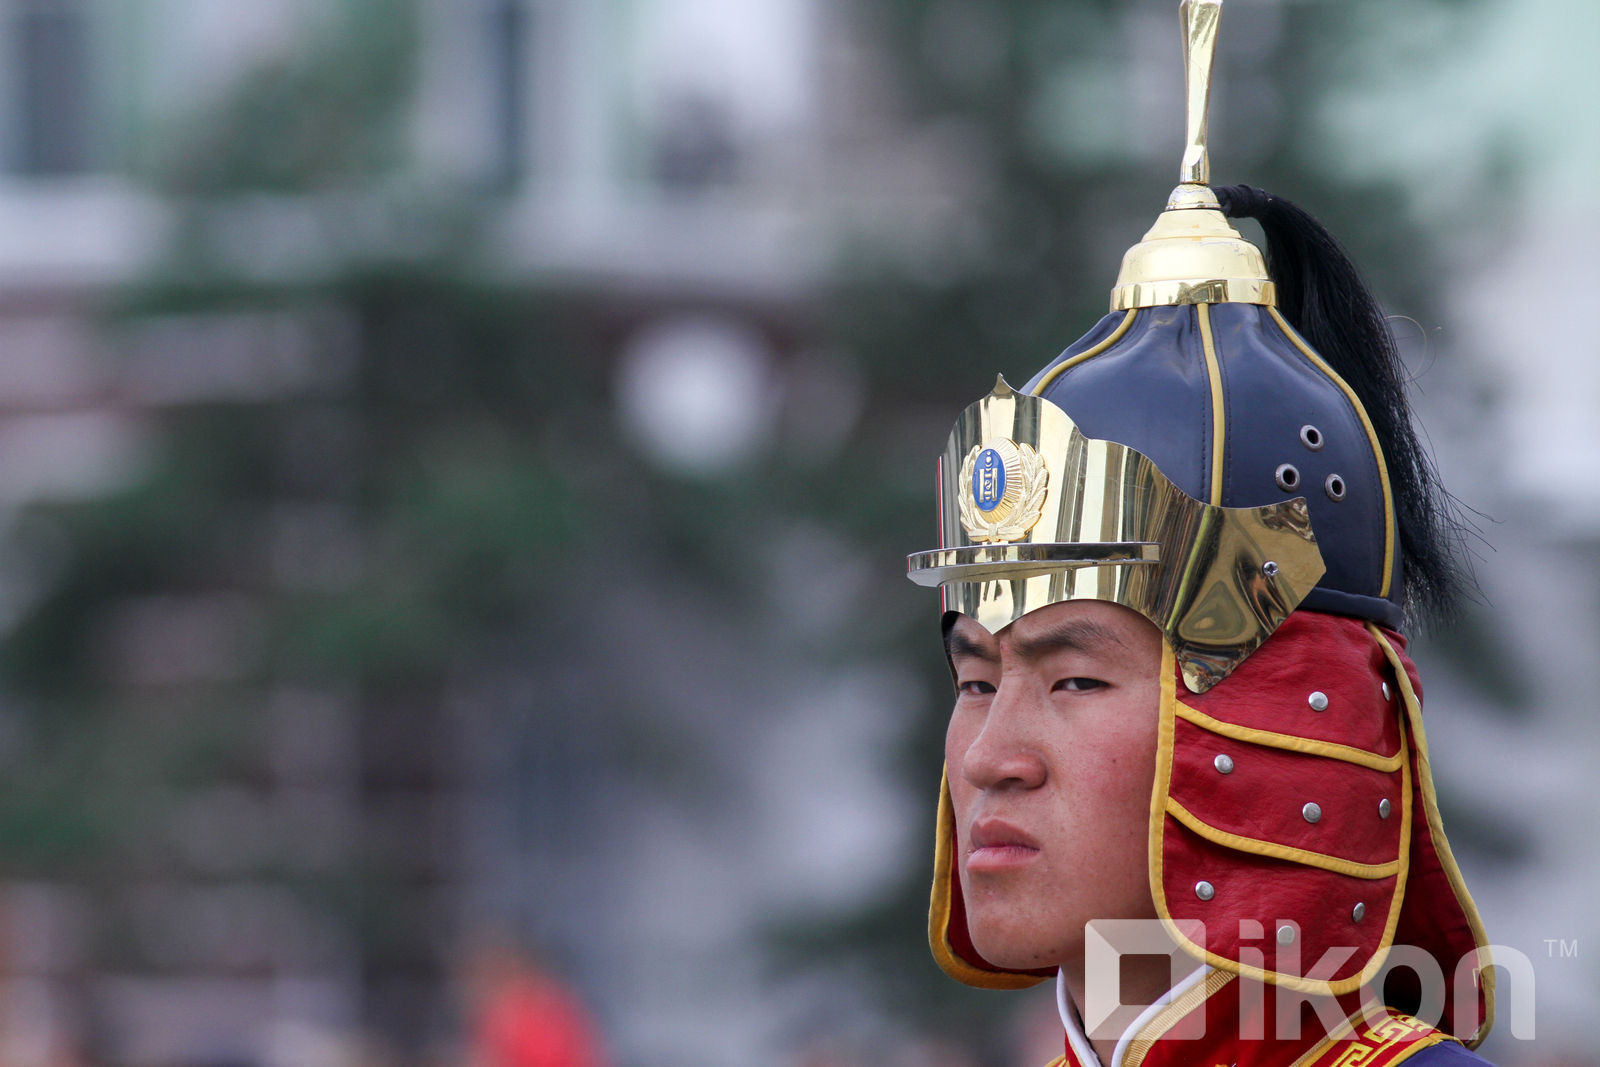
[1213,184,1477,628]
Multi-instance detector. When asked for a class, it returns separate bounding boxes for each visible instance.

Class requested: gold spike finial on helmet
[1179,0,1221,187]
[1110,0,1275,312]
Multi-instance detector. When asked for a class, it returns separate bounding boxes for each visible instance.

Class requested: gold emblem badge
[957,438,1048,543]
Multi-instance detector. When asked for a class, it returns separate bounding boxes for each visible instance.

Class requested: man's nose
[959,682,1047,791]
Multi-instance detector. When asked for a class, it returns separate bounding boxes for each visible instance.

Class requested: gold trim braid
[1198,302,1226,506]
[1122,969,1236,1067]
[1173,701,1404,771]
[1369,626,1496,1047]
[1148,631,1415,997]
[1165,798,1401,880]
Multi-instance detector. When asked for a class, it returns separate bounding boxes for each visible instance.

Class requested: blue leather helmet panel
[1025,303,1403,629]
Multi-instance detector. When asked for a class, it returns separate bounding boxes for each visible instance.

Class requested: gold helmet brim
[906,377,1326,692]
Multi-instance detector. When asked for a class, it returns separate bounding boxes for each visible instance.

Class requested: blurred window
[11,0,95,175]
[620,0,818,197]
[649,93,738,192]
[487,0,529,188]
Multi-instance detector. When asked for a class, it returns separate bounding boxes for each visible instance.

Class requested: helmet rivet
[1352,902,1367,922]
[1308,691,1329,711]
[1277,924,1296,945]
[1378,798,1392,819]
[1195,881,1216,901]
[1274,463,1301,492]
[1214,754,1234,774]
[1262,560,1279,577]
[1300,425,1324,451]
[1325,473,1347,501]
[1382,681,1391,701]
[1302,802,1322,823]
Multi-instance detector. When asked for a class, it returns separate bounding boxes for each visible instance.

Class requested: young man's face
[944,599,1163,972]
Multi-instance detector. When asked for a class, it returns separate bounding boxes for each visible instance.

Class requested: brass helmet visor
[906,377,1326,692]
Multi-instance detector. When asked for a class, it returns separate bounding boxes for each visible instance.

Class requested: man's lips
[966,819,1040,872]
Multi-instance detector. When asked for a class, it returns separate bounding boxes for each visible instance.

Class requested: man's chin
[966,919,1072,972]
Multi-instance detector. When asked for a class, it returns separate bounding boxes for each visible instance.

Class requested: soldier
[905,4,1496,1065]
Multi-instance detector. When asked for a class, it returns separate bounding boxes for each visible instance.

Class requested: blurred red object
[466,943,609,1067]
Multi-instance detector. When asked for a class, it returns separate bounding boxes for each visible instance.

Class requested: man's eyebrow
[944,627,997,662]
[1007,619,1128,662]
[943,617,1129,663]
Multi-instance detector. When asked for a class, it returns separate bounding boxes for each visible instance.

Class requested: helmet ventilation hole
[1299,425,1324,451]
[1325,474,1347,501]
[1274,464,1300,492]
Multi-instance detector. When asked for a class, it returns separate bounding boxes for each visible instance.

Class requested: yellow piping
[1174,700,1405,771]
[1269,308,1396,599]
[1369,626,1496,1047]
[1197,302,1227,506]
[1030,310,1137,395]
[929,772,1046,990]
[1147,642,1180,947]
[1149,635,1413,998]
[1166,798,1401,879]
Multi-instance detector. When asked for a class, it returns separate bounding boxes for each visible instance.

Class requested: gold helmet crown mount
[1110,0,1276,313]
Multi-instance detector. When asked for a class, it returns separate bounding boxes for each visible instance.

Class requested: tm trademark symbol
[1545,938,1579,958]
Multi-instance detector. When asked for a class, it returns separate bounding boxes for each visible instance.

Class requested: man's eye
[1054,677,1107,692]
[958,680,996,696]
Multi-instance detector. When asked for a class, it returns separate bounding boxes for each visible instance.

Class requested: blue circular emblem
[972,448,1006,511]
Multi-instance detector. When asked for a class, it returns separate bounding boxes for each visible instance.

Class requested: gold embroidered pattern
[1302,1009,1446,1067]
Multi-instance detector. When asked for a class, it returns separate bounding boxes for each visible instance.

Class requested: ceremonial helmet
[908,0,1492,1045]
